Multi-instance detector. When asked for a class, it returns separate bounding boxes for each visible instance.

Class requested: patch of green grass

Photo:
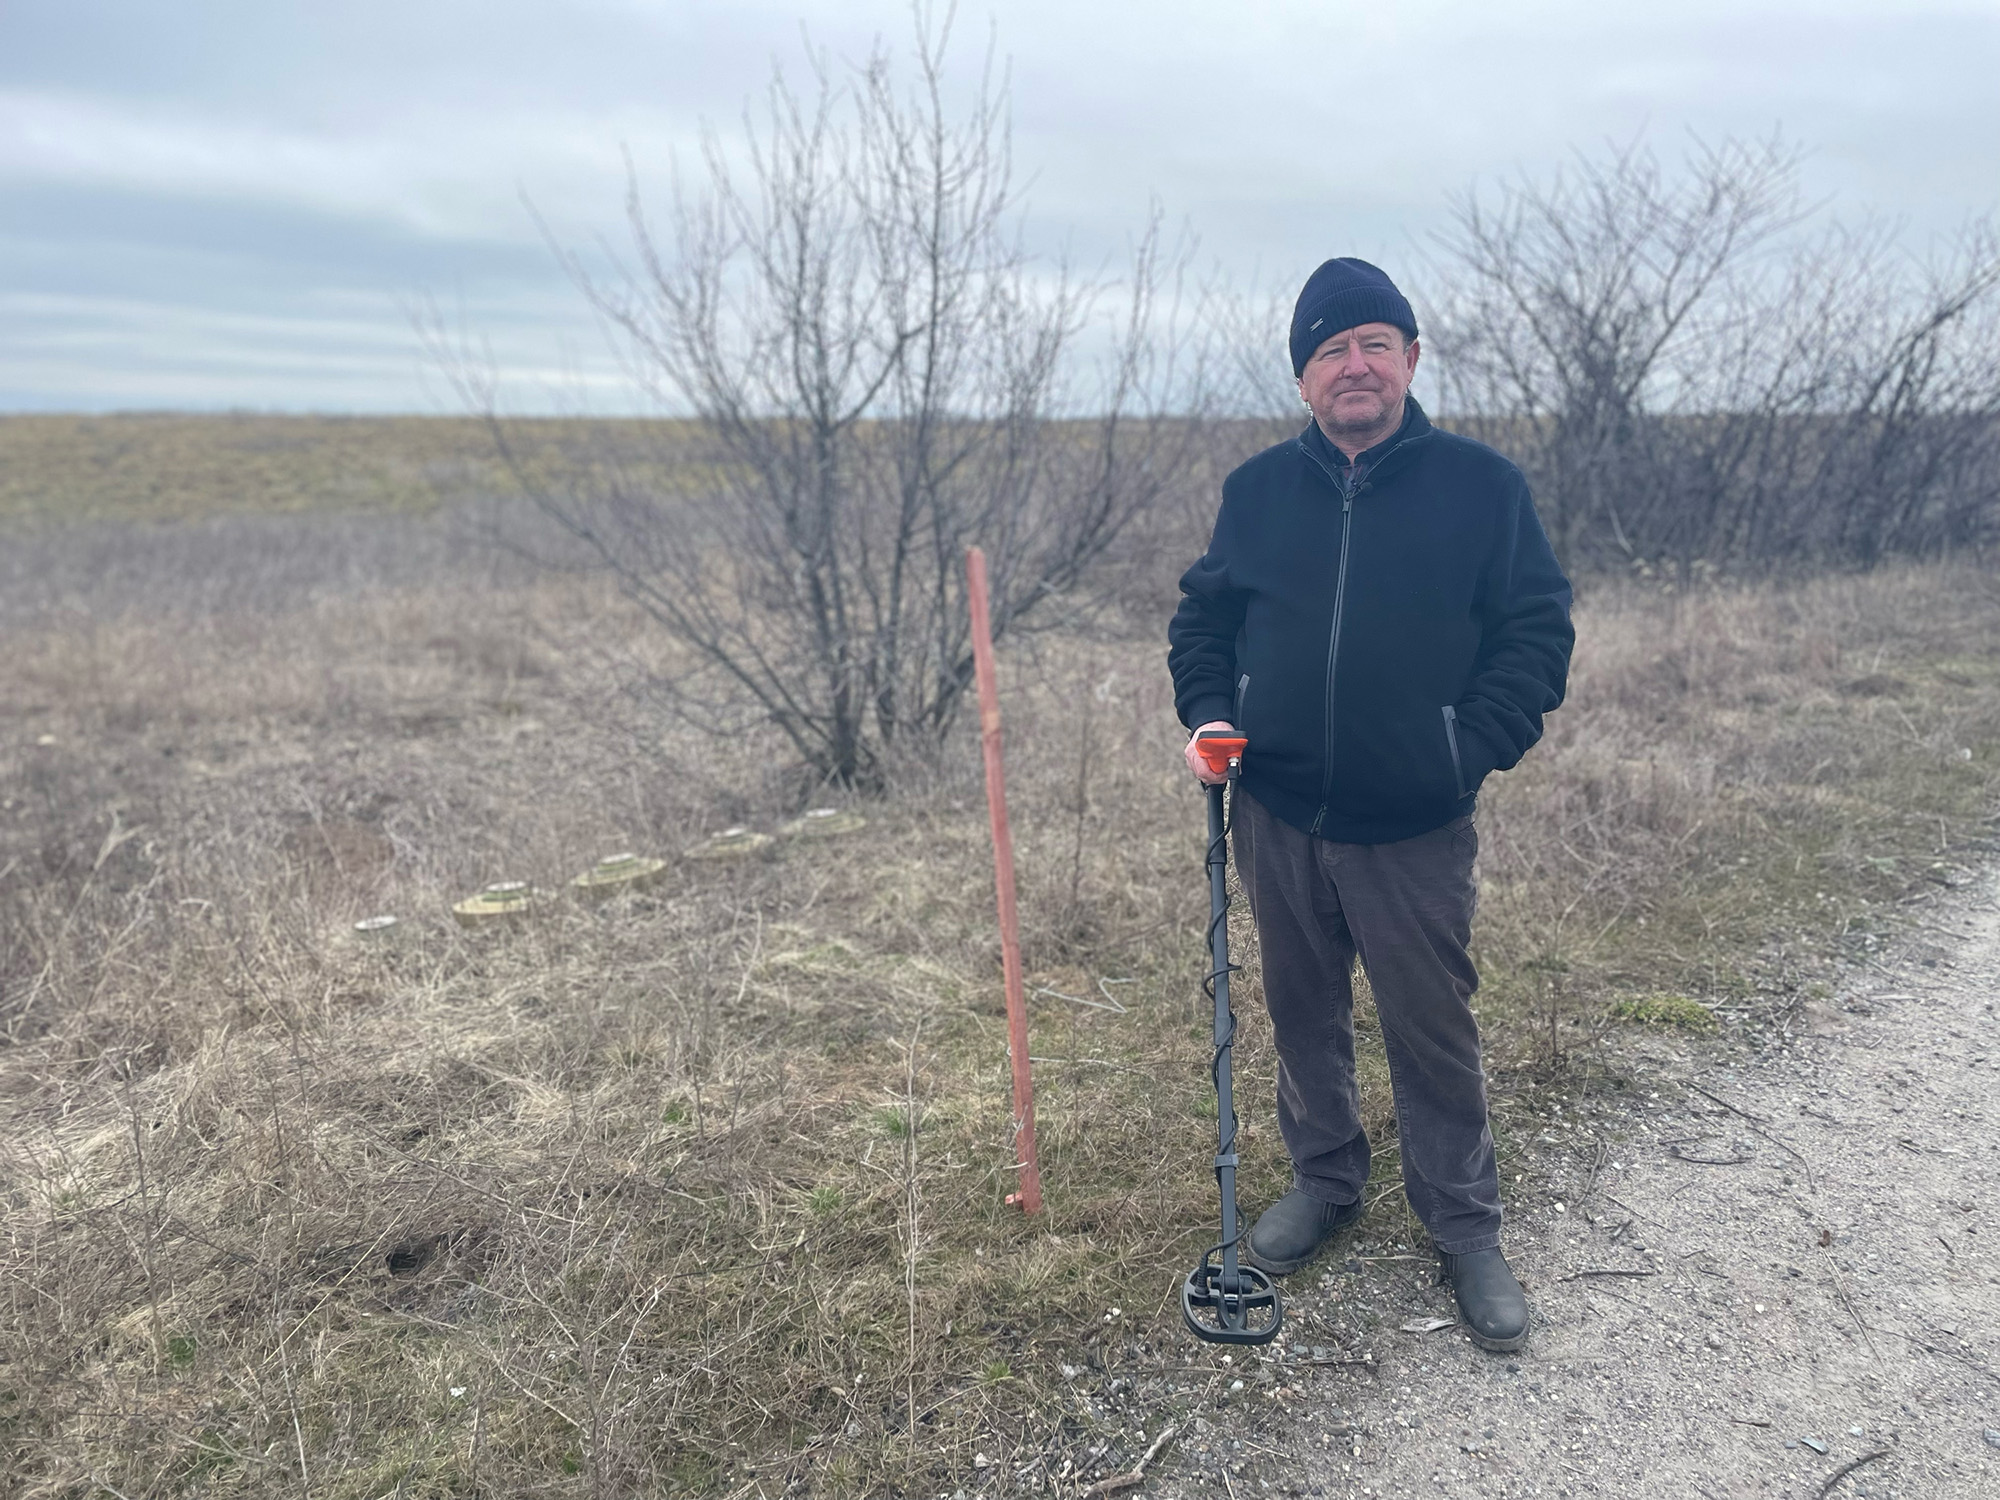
[1605,993,1719,1031]
[870,1104,913,1138]
[809,1185,846,1217]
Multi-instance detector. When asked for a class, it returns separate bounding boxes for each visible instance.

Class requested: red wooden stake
[965,545,1043,1215]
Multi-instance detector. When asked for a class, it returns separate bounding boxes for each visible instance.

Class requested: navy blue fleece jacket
[1167,400,1573,843]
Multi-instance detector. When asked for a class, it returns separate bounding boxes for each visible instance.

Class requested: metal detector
[1180,729,1282,1345]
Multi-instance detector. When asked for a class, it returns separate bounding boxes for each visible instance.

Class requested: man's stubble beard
[1319,392,1405,447]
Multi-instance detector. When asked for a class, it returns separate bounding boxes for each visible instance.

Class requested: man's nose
[1341,344,1371,375]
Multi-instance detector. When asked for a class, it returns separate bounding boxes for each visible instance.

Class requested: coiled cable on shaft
[1200,783,1243,1265]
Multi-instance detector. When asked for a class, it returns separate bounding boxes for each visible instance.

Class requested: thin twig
[1574,1139,1610,1211]
[1031,983,1126,1014]
[275,1312,313,1498]
[1819,1252,1883,1364]
[1688,1081,1817,1189]
[902,1016,925,1454]
[1598,1191,1671,1231]
[1816,1448,1889,1498]
[1558,1267,1659,1281]
[1080,1420,1185,1498]
[470,1394,485,1492]
[730,910,764,1011]
[1896,1138,1961,1157]
[1670,1146,1750,1166]
[1350,1254,1436,1265]
[1894,1327,1999,1380]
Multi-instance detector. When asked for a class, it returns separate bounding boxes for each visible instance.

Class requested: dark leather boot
[1244,1189,1363,1274]
[1439,1247,1529,1351]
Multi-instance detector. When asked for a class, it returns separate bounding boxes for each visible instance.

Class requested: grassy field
[0,414,705,527]
[2,428,1998,1497]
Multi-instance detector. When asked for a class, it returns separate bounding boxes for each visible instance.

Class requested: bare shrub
[1430,136,2000,572]
[456,11,1216,792]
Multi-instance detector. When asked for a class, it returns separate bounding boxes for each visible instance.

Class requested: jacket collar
[1298,397,1433,487]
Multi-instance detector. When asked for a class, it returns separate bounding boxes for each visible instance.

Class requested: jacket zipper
[1442,705,1467,799]
[1296,428,1422,835]
[1308,490,1354,834]
[1235,673,1251,722]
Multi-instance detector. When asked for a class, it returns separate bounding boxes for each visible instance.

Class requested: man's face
[1297,322,1420,441]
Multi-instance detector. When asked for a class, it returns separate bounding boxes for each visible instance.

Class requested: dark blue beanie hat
[1289,257,1418,376]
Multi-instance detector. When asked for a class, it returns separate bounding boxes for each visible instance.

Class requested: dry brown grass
[2,494,1998,1498]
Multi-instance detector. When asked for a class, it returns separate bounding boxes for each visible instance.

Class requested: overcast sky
[3,0,1997,412]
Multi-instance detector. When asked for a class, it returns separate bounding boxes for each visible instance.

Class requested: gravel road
[1156,868,2000,1499]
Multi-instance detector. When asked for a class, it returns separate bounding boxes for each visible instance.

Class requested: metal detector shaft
[1181,732,1279,1343]
[1205,779,1243,1292]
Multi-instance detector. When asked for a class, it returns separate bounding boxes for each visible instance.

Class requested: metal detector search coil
[1180,729,1283,1345]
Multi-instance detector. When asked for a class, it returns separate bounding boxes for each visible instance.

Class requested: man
[1166,257,1572,1351]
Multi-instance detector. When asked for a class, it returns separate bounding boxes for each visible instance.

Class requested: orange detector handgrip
[1193,729,1248,780]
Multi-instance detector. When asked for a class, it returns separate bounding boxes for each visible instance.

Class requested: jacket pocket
[1441,705,1467,799]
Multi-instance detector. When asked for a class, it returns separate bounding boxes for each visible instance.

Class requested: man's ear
[1406,338,1421,376]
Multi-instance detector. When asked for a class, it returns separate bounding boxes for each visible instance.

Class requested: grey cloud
[2,0,1996,410]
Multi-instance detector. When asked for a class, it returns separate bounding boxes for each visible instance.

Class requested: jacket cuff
[1183,695,1236,733]
[1457,717,1503,784]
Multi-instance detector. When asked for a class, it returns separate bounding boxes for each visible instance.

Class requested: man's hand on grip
[1186,721,1238,785]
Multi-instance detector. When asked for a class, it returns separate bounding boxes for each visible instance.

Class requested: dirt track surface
[1156,870,2000,1500]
